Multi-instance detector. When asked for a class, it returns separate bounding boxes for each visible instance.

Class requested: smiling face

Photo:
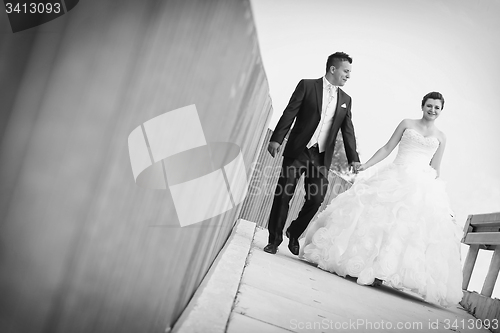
[422,98,443,120]
[329,60,351,86]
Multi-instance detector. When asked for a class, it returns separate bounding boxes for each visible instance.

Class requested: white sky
[251,0,500,298]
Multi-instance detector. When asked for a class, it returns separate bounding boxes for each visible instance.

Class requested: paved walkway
[174,219,492,333]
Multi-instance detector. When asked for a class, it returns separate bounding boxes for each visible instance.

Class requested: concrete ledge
[171,219,257,333]
[461,290,500,333]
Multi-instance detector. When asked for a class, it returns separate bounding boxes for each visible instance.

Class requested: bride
[300,91,463,307]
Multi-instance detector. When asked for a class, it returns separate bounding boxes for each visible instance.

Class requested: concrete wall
[0,1,272,332]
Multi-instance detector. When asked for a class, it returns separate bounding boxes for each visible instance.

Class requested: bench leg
[462,244,480,290]
[480,246,500,297]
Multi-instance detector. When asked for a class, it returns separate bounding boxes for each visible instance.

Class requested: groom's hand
[268,141,281,157]
[350,162,361,174]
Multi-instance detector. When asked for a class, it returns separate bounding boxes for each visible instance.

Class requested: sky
[250,0,500,298]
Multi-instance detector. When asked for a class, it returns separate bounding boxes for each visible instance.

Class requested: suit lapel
[314,78,323,115]
[331,88,346,127]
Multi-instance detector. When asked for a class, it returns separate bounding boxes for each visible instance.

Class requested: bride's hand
[356,164,368,172]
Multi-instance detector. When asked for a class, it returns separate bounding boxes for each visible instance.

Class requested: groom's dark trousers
[267,145,329,245]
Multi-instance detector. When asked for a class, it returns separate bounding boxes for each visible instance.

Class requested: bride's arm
[358,119,408,171]
[430,134,447,177]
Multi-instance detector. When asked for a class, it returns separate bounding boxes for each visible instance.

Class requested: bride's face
[422,99,443,120]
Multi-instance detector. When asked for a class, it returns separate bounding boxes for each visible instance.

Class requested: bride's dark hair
[421,91,445,109]
[326,52,352,73]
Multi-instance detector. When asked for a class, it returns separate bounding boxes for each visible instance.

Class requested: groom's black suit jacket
[270,78,360,169]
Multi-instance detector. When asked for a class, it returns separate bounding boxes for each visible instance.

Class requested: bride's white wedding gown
[300,128,463,307]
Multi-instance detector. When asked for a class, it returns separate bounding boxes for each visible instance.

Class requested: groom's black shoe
[263,243,278,254]
[286,230,299,255]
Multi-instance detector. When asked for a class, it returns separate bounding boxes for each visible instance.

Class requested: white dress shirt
[307,76,338,152]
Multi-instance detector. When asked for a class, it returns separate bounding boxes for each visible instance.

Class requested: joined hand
[350,162,364,174]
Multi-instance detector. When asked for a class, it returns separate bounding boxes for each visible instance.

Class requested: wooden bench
[462,212,500,297]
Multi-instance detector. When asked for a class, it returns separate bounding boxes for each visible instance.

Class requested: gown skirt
[300,161,463,307]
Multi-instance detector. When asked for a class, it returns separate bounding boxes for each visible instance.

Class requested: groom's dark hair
[326,52,352,72]
[422,91,445,109]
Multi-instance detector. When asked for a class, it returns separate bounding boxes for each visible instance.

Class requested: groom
[264,52,360,255]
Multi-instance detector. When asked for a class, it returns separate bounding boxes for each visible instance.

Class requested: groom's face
[331,61,352,86]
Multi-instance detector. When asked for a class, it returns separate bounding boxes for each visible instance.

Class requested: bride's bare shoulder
[401,118,420,127]
[399,118,413,128]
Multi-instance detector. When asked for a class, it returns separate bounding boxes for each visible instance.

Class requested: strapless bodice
[393,128,440,166]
